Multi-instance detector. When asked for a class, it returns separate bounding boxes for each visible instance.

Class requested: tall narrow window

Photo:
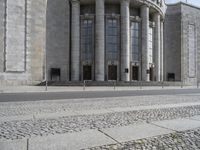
[148,26,153,64]
[106,18,119,60]
[81,19,93,61]
[131,22,140,61]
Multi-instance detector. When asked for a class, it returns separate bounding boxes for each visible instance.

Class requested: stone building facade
[164,2,200,85]
[0,0,199,85]
[70,0,166,83]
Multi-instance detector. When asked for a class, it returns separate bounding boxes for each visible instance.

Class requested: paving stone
[0,139,27,150]
[29,129,116,150]
[102,123,172,143]
[87,128,200,150]
[153,119,200,131]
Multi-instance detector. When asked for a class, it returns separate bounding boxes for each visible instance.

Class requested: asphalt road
[0,88,200,102]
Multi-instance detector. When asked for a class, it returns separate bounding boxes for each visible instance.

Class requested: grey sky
[165,0,200,6]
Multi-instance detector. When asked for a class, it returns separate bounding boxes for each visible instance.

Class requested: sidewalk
[1,93,200,149]
[2,116,200,150]
[0,85,197,94]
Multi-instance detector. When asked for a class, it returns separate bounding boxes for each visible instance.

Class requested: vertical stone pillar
[141,5,150,81]
[0,0,5,72]
[71,0,80,81]
[95,0,105,81]
[153,13,161,81]
[120,0,130,81]
[160,20,164,81]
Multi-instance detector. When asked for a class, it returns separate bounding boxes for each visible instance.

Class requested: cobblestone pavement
[85,128,200,150]
[0,95,200,117]
[1,105,200,140]
[1,94,200,143]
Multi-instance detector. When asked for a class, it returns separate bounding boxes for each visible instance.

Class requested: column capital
[153,12,160,17]
[141,4,150,9]
[153,13,161,23]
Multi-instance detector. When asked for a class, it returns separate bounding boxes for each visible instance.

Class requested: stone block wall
[26,0,47,84]
[6,0,26,72]
[164,4,182,82]
[165,2,200,85]
[181,4,200,85]
[0,0,47,85]
[46,0,70,82]
[0,0,29,85]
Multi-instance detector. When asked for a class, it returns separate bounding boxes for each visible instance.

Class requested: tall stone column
[160,20,164,81]
[121,0,130,81]
[71,0,80,81]
[95,0,105,81]
[153,13,161,81]
[141,5,150,81]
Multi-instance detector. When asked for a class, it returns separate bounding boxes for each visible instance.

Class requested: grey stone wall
[165,2,200,85]
[81,4,95,15]
[0,0,29,85]
[5,0,26,72]
[0,0,47,85]
[26,0,46,83]
[130,7,140,16]
[46,0,70,81]
[164,4,182,81]
[105,5,120,14]
[181,4,200,85]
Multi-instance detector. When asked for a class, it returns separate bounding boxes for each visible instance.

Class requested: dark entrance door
[108,65,117,80]
[83,65,92,80]
[132,66,139,81]
[150,67,154,81]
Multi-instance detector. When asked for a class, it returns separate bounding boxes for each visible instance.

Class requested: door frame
[131,65,139,81]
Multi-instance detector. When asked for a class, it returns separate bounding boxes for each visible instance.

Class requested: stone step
[39,81,184,86]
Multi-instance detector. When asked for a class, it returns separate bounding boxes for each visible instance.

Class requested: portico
[68,0,165,82]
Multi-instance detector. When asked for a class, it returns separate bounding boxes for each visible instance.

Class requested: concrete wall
[0,0,29,85]
[46,0,70,82]
[0,0,47,85]
[180,4,200,85]
[165,2,200,85]
[6,0,26,72]
[26,0,47,84]
[164,4,182,81]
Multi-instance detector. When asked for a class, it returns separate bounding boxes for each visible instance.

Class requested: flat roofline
[167,1,200,10]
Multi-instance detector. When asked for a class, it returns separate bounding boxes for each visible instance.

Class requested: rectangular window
[81,19,94,61]
[148,27,153,64]
[131,22,140,61]
[106,18,119,60]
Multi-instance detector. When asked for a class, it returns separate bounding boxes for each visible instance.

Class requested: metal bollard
[113,80,116,91]
[140,82,142,90]
[181,81,183,88]
[83,80,86,91]
[45,80,48,91]
[27,138,29,150]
